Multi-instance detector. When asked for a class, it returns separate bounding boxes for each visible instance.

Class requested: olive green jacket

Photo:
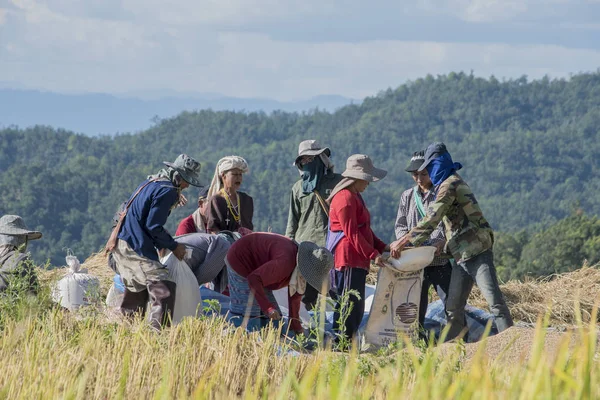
[285,173,343,246]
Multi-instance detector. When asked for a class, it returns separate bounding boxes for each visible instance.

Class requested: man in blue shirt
[113,154,202,330]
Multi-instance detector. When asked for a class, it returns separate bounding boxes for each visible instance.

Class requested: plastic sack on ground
[272,287,312,326]
[423,299,499,343]
[163,253,202,324]
[52,254,100,310]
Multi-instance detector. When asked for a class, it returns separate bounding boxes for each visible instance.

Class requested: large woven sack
[363,247,435,347]
[163,254,202,324]
[52,255,100,310]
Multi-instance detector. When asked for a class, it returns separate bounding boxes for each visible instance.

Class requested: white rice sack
[52,255,100,311]
[163,254,202,324]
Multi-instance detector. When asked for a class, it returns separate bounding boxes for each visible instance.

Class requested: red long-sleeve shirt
[329,189,387,270]
[175,214,197,236]
[226,233,303,333]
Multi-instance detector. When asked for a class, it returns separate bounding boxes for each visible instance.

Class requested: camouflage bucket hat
[0,215,42,240]
[163,154,202,187]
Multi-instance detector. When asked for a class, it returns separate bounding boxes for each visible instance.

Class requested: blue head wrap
[426,152,463,186]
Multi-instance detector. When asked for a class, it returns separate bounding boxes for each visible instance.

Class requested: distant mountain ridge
[0,89,356,136]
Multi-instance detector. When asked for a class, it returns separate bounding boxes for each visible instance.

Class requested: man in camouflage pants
[390,142,513,341]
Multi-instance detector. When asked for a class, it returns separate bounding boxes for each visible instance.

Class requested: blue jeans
[445,250,513,340]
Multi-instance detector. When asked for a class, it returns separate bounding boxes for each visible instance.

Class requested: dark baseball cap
[405,150,425,172]
[418,142,448,172]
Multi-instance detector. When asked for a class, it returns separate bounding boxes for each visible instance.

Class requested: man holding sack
[108,154,202,330]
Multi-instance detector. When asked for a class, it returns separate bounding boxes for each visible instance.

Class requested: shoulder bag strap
[313,190,329,218]
[124,178,160,213]
[413,186,427,219]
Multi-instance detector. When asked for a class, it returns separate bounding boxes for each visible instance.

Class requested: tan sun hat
[341,154,387,182]
[293,140,331,167]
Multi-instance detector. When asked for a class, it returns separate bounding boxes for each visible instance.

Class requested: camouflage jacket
[407,174,493,262]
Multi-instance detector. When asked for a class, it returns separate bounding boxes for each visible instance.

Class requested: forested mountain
[2,71,600,278]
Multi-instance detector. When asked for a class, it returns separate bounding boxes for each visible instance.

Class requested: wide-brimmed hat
[341,154,387,182]
[405,150,425,172]
[418,142,448,172]
[163,154,202,187]
[294,140,331,166]
[297,241,333,294]
[0,215,42,240]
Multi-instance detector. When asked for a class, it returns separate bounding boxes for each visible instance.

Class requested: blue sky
[1,0,599,101]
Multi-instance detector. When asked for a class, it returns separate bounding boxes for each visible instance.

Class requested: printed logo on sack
[395,302,418,324]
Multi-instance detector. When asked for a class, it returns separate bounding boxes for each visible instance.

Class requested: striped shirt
[394,186,449,266]
[174,233,231,284]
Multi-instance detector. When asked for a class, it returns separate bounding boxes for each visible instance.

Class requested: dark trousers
[419,261,452,330]
[332,267,367,341]
[445,250,513,340]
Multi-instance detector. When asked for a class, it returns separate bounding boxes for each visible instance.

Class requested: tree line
[1,71,600,279]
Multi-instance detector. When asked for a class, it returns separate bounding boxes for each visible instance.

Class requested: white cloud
[1,0,599,100]
[417,0,576,22]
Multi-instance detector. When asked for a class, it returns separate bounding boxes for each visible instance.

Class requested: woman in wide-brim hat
[326,154,390,343]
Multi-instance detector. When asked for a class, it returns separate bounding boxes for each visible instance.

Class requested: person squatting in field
[0,215,41,293]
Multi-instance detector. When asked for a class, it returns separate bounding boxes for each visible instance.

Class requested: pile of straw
[470,265,600,325]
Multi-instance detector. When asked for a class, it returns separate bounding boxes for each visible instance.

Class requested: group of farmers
[0,140,513,345]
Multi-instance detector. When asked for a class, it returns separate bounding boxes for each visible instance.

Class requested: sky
[1,0,600,101]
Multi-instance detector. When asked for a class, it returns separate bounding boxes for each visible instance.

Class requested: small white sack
[105,284,123,308]
[52,255,100,310]
[364,247,436,347]
[163,253,202,324]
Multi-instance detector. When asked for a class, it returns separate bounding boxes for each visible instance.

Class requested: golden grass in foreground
[0,288,598,399]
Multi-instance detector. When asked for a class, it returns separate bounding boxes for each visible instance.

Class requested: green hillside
[2,71,600,278]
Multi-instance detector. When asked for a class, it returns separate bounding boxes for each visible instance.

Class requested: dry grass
[470,264,600,325]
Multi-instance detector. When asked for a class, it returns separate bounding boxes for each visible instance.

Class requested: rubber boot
[120,288,149,318]
[147,280,177,331]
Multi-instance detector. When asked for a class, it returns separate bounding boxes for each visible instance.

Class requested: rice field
[5,257,598,399]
